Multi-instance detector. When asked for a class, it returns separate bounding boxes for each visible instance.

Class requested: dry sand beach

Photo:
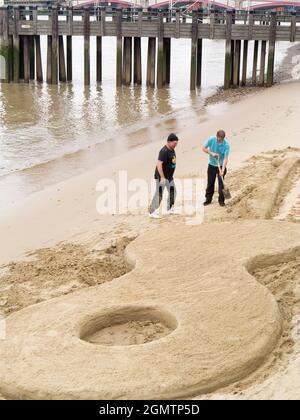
[0,75,300,398]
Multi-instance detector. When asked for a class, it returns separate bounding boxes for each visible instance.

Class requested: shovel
[217,156,231,200]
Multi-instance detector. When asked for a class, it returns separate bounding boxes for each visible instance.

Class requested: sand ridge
[197,250,300,400]
[202,148,300,222]
[0,219,299,399]
[0,237,134,316]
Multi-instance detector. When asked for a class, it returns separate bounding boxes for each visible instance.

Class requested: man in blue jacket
[202,130,230,207]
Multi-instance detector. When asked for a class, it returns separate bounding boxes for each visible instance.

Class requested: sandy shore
[0,79,300,399]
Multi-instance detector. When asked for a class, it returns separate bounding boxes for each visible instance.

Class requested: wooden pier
[0,6,299,89]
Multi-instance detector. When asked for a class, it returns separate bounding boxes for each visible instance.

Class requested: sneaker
[166,208,175,215]
[219,202,226,207]
[164,207,182,216]
[203,201,212,206]
[149,209,160,219]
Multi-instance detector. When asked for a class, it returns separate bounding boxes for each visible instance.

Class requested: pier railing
[1,7,299,36]
[0,6,299,89]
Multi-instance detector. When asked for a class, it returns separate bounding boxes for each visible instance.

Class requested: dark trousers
[205,164,227,204]
[149,179,176,213]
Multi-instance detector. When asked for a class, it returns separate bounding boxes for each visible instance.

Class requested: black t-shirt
[154,145,177,181]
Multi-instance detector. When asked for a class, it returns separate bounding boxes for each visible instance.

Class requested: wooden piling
[0,19,4,82]
[167,38,171,85]
[290,12,296,43]
[123,37,132,86]
[29,7,35,80]
[175,10,180,39]
[35,36,43,83]
[23,35,30,83]
[47,36,52,84]
[241,40,248,87]
[230,40,235,86]
[122,37,126,85]
[96,36,102,84]
[100,8,106,38]
[163,38,171,86]
[128,37,132,85]
[146,38,151,87]
[157,12,164,89]
[59,36,67,83]
[51,6,58,85]
[13,6,20,83]
[197,39,202,88]
[259,40,267,86]
[233,40,241,87]
[252,40,259,86]
[19,36,24,80]
[116,8,123,87]
[1,7,12,83]
[150,38,156,88]
[67,7,73,82]
[267,12,277,87]
[67,36,72,82]
[133,9,143,86]
[248,11,254,40]
[163,39,167,86]
[224,11,233,90]
[133,37,142,85]
[8,35,13,82]
[29,36,35,80]
[190,10,198,91]
[84,8,90,86]
[147,37,156,88]
[237,40,242,85]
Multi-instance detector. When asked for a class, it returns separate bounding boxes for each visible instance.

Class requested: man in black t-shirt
[149,133,179,218]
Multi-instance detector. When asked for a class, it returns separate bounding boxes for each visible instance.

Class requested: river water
[0,36,293,213]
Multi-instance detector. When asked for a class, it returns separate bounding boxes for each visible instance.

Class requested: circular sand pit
[80,306,177,346]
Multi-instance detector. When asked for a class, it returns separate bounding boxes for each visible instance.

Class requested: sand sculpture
[0,219,299,399]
